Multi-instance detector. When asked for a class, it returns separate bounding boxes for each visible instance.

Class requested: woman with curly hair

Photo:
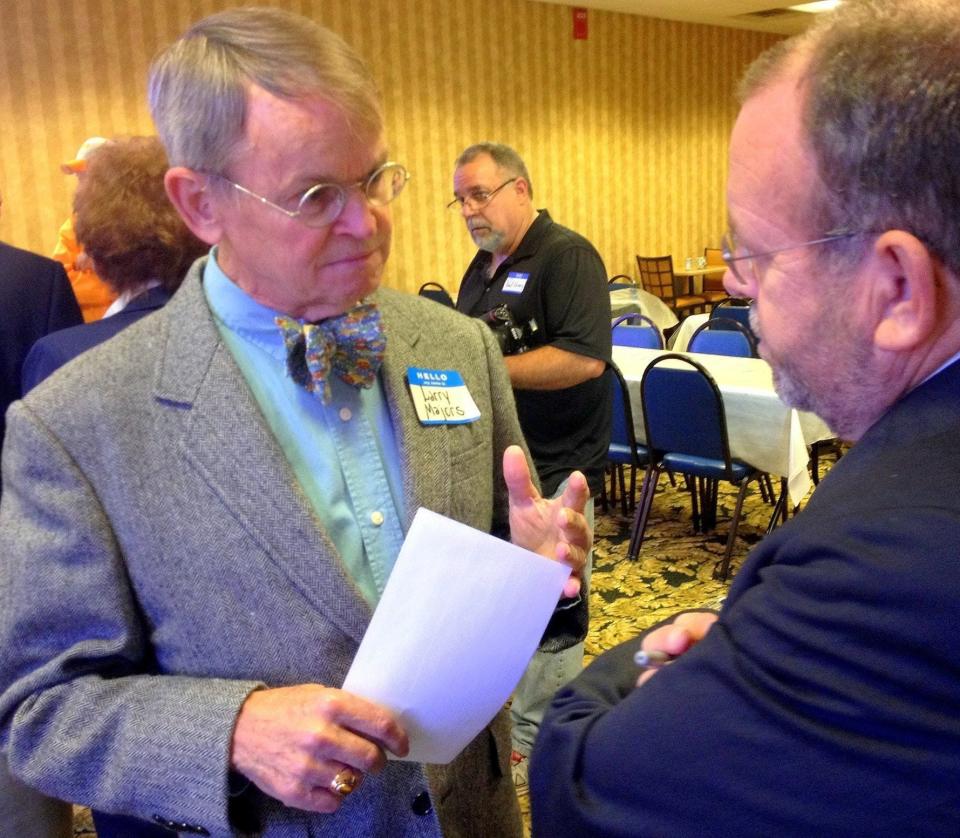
[23,135,207,391]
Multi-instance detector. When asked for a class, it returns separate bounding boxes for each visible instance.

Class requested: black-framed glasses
[447,177,518,212]
[720,229,863,285]
[216,162,410,228]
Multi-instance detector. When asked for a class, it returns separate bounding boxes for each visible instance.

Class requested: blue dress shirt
[203,251,405,607]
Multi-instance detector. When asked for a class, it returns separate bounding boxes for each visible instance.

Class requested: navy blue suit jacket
[531,360,960,837]
[22,286,171,393]
[0,241,82,452]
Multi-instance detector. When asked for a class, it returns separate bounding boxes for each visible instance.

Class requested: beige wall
[0,0,780,296]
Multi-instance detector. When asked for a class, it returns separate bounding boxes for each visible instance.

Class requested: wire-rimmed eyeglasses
[720,229,862,285]
[215,162,410,228]
[447,177,518,212]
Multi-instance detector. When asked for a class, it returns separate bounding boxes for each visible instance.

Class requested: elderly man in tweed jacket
[0,8,589,837]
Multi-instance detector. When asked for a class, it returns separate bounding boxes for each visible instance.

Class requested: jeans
[510,489,594,755]
[0,755,72,838]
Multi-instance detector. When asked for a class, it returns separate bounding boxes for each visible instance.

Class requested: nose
[723,265,755,300]
[334,185,379,237]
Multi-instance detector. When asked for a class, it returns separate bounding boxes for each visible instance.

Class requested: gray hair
[455,143,534,199]
[741,0,960,276]
[148,7,383,173]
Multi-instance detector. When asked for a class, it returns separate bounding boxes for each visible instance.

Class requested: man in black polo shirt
[451,142,612,785]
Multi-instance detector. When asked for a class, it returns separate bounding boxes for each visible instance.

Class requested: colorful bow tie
[276,302,386,404]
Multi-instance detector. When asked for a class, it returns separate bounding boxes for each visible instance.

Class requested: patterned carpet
[585,470,779,663]
[72,459,830,836]
[73,809,94,836]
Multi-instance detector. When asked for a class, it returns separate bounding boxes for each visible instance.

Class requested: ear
[869,230,939,352]
[164,167,223,246]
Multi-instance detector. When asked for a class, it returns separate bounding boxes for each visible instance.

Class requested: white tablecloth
[668,313,709,351]
[610,287,679,333]
[612,346,834,506]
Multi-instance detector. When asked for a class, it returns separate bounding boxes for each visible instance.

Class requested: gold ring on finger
[329,768,361,796]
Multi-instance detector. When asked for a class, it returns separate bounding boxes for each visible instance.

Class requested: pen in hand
[633,649,676,668]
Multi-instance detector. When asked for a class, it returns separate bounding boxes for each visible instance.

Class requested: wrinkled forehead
[232,86,386,176]
[454,154,504,189]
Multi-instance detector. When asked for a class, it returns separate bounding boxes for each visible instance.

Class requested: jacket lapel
[151,262,372,642]
[376,289,455,528]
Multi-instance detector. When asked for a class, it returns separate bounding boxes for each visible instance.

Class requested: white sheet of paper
[342,506,572,764]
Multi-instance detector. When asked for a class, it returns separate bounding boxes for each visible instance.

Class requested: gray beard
[758,311,877,441]
[471,228,505,253]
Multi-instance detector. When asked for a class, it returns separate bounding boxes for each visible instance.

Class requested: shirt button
[339,407,352,422]
[411,791,432,816]
[370,510,384,526]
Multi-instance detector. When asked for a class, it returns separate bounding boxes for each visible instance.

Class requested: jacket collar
[152,257,376,641]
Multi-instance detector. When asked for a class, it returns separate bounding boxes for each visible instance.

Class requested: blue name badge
[502,272,529,294]
[407,368,481,425]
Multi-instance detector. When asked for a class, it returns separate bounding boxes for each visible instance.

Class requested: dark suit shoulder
[0,241,79,319]
[22,299,169,413]
[22,304,164,394]
[0,241,65,282]
[0,241,83,444]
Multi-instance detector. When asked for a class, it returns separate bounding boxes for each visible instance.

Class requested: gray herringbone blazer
[0,258,525,837]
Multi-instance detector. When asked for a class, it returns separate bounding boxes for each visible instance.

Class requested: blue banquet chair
[630,353,771,579]
[601,361,651,515]
[688,317,758,358]
[710,296,758,345]
[611,313,664,350]
[417,281,455,307]
[608,273,636,291]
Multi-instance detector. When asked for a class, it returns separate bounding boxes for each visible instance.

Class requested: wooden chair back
[636,254,706,314]
[701,247,727,299]
[635,255,676,301]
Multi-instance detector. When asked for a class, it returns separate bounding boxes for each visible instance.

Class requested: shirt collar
[103,279,162,318]
[471,209,553,276]
[920,348,960,386]
[508,208,552,263]
[203,247,288,361]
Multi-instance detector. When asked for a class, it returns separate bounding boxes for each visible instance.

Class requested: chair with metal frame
[635,255,707,316]
[611,313,664,350]
[710,296,758,342]
[688,317,758,358]
[686,318,775,513]
[600,362,651,516]
[608,274,636,291]
[810,439,843,485]
[629,353,771,579]
[418,282,455,307]
[710,295,752,316]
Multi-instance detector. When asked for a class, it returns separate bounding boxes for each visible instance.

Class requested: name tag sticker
[502,272,529,294]
[407,368,481,425]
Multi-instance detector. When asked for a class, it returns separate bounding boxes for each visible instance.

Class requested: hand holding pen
[633,649,676,668]
[634,611,719,686]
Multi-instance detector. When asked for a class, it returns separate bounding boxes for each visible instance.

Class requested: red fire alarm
[573,7,588,40]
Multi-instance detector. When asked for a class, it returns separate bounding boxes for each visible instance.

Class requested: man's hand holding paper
[231,684,409,813]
